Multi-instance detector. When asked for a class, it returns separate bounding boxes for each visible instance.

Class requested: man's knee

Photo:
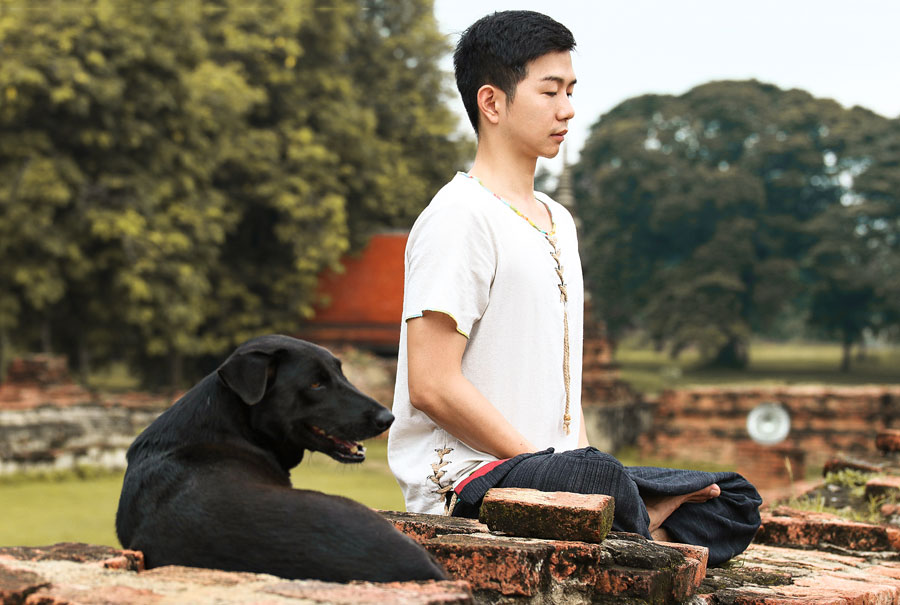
[565,447,626,469]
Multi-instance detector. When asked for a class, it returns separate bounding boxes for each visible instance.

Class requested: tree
[0,0,237,382]
[573,80,898,368]
[197,0,466,350]
[0,0,466,386]
[804,111,900,370]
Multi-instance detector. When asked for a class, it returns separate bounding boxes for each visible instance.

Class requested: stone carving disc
[746,402,790,445]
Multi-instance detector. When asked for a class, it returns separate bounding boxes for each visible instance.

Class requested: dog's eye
[310,381,325,390]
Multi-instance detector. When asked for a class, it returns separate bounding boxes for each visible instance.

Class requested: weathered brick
[479,488,614,543]
[865,475,900,501]
[756,507,900,551]
[424,533,552,597]
[657,540,709,595]
[263,579,474,604]
[380,510,486,544]
[27,583,164,604]
[877,429,900,454]
[823,454,887,475]
[0,543,141,567]
[0,564,48,604]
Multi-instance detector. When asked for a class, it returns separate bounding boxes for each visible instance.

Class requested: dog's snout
[373,408,394,433]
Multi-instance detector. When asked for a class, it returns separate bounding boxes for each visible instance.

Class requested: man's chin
[540,146,562,159]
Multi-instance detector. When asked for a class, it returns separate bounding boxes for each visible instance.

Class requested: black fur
[115,334,446,582]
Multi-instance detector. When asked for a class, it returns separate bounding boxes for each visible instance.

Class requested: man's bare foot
[644,483,721,535]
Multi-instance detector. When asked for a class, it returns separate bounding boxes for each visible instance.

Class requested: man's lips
[551,130,567,141]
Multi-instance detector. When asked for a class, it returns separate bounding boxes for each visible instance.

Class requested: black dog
[115,334,446,582]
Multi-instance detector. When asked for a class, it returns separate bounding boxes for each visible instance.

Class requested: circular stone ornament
[746,402,791,445]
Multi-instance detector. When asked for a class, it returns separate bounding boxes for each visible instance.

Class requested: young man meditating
[387,10,761,565]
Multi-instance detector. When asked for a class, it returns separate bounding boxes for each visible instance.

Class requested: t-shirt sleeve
[403,201,495,338]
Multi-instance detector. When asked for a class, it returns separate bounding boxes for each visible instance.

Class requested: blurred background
[1,0,898,548]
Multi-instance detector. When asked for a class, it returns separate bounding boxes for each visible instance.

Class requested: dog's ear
[217,351,274,405]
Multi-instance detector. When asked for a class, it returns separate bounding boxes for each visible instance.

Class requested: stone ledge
[0,545,473,605]
[697,543,900,604]
[755,507,900,551]
[381,510,488,543]
[387,496,705,604]
[418,530,704,604]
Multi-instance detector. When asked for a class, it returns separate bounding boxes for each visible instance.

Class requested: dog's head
[216,335,394,467]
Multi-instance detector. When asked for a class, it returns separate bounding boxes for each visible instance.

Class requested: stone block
[263,579,475,604]
[823,454,886,475]
[656,541,709,590]
[424,533,552,597]
[0,564,48,604]
[380,510,486,544]
[865,475,900,500]
[877,429,900,453]
[0,543,144,570]
[755,508,900,551]
[479,488,614,543]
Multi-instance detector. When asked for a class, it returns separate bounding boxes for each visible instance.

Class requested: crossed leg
[644,483,721,541]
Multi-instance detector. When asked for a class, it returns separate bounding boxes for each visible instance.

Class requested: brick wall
[639,385,900,488]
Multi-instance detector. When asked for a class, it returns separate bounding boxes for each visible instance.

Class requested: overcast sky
[433,0,900,175]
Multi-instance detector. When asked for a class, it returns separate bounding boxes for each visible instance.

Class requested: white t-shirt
[387,172,584,515]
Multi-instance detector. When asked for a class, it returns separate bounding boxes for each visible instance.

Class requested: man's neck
[467,137,537,206]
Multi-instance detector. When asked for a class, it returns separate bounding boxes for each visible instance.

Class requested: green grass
[616,339,900,394]
[1,472,124,547]
[615,446,736,473]
[288,439,405,512]
[0,440,403,548]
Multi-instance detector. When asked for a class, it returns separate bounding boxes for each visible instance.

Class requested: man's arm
[407,311,536,459]
[578,406,590,448]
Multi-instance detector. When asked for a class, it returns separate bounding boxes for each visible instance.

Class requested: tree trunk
[170,350,184,393]
[78,341,91,383]
[709,336,749,369]
[41,320,52,353]
[0,328,9,382]
[840,333,852,373]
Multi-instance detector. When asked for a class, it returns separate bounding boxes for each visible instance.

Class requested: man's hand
[407,311,536,459]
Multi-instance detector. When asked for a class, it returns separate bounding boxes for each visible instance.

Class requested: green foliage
[575,81,900,369]
[822,469,872,493]
[783,470,897,525]
[0,0,465,385]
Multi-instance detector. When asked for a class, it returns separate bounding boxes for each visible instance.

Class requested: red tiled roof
[301,231,407,350]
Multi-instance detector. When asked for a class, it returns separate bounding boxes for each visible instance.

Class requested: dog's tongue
[341,440,365,456]
[310,425,366,460]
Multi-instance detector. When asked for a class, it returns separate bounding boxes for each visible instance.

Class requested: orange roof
[300,232,407,350]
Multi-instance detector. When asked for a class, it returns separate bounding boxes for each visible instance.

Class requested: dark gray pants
[453,447,761,566]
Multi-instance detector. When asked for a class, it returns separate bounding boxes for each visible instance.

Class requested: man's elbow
[408,379,443,416]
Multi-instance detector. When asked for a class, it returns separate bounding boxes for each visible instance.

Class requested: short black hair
[453,11,575,134]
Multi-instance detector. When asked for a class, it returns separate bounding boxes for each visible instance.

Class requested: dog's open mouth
[308,425,366,462]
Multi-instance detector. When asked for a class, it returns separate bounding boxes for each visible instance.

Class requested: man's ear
[217,351,274,405]
[476,84,504,127]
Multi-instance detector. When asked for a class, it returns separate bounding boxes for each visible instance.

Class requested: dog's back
[116,336,446,582]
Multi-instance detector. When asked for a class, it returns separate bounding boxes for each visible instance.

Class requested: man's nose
[559,95,575,121]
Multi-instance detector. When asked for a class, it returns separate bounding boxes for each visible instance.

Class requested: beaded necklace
[462,172,572,435]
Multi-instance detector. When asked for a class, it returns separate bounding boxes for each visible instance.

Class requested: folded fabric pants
[452,447,762,567]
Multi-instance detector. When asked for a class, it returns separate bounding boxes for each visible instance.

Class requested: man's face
[500,51,576,160]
